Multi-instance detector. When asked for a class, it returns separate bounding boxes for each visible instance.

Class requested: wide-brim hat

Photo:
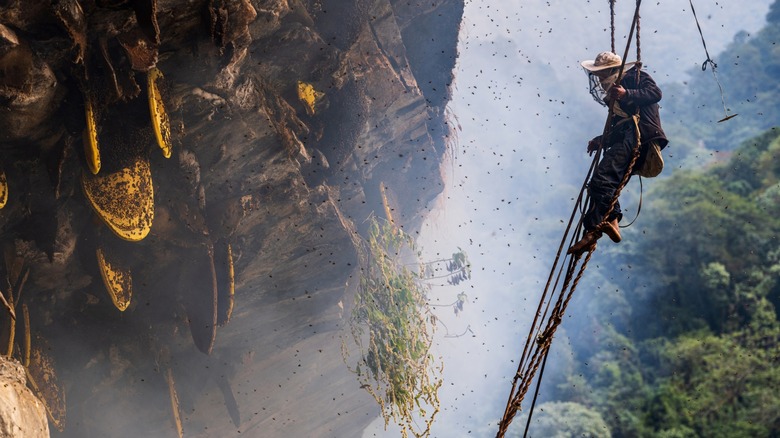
[581,51,636,72]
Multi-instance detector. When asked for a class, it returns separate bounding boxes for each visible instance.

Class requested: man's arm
[622,71,662,106]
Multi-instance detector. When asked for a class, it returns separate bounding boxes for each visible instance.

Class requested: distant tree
[645,330,780,437]
[621,164,780,337]
[521,401,611,438]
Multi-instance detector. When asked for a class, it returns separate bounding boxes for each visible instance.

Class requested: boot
[567,230,601,256]
[599,218,622,243]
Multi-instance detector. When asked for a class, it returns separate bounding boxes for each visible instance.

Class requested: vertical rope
[610,0,617,53]
[635,0,642,104]
[604,0,643,223]
[635,0,641,62]
[688,0,737,122]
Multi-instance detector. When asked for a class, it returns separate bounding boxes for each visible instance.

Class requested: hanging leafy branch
[418,249,471,316]
[347,217,443,438]
[417,248,472,286]
[428,292,469,316]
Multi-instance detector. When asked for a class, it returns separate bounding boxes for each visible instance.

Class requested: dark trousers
[583,127,637,231]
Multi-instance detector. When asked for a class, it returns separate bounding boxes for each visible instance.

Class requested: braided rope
[496,250,595,437]
[635,0,641,62]
[496,259,577,436]
[610,0,616,53]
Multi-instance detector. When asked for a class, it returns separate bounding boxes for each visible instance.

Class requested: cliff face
[0,0,462,436]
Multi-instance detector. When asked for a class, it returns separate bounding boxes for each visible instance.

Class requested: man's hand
[607,85,627,101]
[587,136,602,155]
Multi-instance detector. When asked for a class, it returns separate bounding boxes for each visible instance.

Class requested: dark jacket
[611,67,668,149]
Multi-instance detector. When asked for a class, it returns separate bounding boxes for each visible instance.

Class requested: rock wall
[0,357,49,438]
[0,0,462,436]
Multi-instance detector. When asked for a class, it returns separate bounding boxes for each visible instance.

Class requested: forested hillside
[534,3,780,436]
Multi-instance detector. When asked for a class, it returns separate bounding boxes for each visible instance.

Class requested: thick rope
[522,348,549,436]
[635,0,641,63]
[498,142,601,430]
[498,257,577,434]
[498,152,600,428]
[498,250,595,437]
[600,0,643,228]
[610,0,616,53]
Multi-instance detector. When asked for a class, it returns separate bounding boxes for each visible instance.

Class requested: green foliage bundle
[348,217,443,438]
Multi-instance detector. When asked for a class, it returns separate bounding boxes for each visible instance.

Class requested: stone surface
[0,0,463,436]
[0,357,50,438]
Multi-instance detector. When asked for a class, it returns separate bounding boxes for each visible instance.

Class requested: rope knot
[536,323,559,346]
[701,58,717,71]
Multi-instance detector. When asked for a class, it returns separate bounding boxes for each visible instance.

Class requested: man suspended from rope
[568,51,668,255]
